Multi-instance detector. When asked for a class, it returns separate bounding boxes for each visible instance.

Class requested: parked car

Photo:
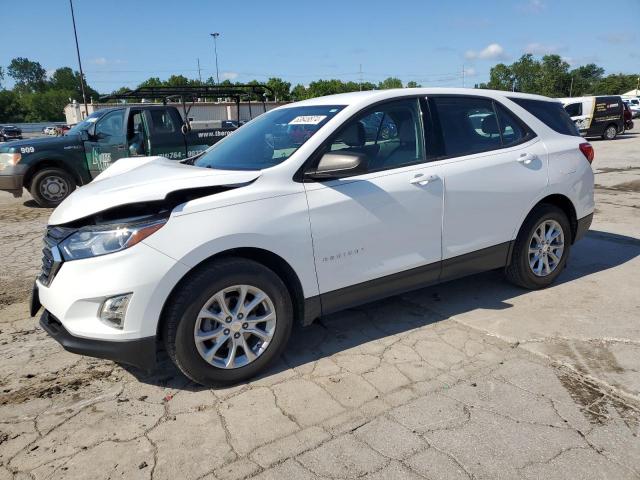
[0,125,23,142]
[560,96,624,140]
[0,105,235,206]
[31,89,595,386]
[623,103,634,131]
[43,126,59,136]
[622,98,640,118]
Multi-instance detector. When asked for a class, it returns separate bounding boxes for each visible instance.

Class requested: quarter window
[326,98,425,173]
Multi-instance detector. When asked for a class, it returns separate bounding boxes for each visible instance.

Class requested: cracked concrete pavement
[0,134,638,479]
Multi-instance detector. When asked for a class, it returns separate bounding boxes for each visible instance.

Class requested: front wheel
[602,124,617,140]
[505,204,572,289]
[29,168,76,207]
[163,258,293,386]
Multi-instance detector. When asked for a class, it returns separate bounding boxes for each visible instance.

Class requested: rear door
[83,109,127,178]
[427,95,548,272]
[304,98,444,312]
[146,108,187,160]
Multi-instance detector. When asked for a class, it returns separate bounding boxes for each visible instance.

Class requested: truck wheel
[29,168,76,207]
[602,124,617,140]
[505,204,572,290]
[163,258,293,386]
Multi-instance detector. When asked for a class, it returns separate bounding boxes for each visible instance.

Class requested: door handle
[116,144,126,151]
[410,173,439,186]
[517,153,536,165]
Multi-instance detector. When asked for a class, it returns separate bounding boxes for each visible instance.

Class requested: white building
[64,99,288,125]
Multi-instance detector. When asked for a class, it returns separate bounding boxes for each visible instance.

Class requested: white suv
[32,89,595,385]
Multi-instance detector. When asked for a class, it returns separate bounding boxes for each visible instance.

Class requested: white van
[559,96,625,140]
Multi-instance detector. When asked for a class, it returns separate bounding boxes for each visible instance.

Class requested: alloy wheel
[528,219,565,277]
[193,285,277,369]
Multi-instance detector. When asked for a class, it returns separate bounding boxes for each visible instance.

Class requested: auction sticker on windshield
[289,115,327,125]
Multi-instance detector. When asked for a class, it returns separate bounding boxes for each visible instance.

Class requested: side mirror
[305,151,367,180]
[79,130,89,142]
[87,123,97,140]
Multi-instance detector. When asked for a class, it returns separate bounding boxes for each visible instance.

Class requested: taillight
[579,142,594,164]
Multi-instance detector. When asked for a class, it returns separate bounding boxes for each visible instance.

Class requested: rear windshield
[509,98,579,136]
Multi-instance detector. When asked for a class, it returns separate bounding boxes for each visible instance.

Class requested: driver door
[84,109,127,178]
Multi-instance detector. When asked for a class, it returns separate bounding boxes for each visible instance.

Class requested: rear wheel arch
[513,194,578,260]
[157,247,307,339]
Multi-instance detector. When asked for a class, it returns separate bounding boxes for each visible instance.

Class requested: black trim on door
[315,241,513,318]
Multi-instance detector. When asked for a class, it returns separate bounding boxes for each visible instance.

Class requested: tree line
[477,54,639,98]
[1,55,637,123]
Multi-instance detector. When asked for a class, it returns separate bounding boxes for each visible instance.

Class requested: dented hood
[49,156,261,225]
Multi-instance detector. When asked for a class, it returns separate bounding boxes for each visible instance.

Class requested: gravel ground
[0,133,638,479]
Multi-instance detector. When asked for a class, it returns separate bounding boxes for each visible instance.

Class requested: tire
[505,204,572,290]
[602,124,617,140]
[29,168,76,207]
[163,258,293,386]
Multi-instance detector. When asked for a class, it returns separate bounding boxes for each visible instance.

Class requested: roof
[289,88,554,109]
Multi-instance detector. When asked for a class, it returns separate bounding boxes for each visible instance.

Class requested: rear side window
[429,96,534,157]
[510,98,579,136]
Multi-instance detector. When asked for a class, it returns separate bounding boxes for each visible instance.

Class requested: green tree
[49,67,99,102]
[0,90,26,122]
[594,74,639,95]
[378,77,403,89]
[7,57,47,93]
[569,64,604,96]
[406,81,422,88]
[22,90,73,122]
[537,55,570,97]
[0,67,4,89]
[165,75,191,87]
[478,63,513,90]
[510,54,542,93]
[137,77,163,88]
[265,77,291,101]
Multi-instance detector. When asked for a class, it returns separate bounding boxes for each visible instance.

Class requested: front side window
[195,105,344,170]
[326,98,425,172]
[564,103,583,117]
[95,110,125,139]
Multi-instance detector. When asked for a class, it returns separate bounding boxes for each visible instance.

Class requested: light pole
[210,32,220,84]
[69,0,88,119]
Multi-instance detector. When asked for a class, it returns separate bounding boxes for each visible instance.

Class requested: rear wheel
[505,204,572,289]
[602,124,617,140]
[163,258,293,386]
[29,168,76,207]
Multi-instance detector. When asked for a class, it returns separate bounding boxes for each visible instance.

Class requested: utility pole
[569,76,574,97]
[197,58,202,83]
[210,32,220,84]
[69,0,88,119]
[359,64,363,91]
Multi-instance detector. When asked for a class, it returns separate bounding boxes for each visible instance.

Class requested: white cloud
[465,43,508,61]
[464,67,477,77]
[524,42,565,55]
[221,71,239,81]
[91,57,108,65]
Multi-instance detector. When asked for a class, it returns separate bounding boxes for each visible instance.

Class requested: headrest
[342,121,365,147]
[481,115,499,135]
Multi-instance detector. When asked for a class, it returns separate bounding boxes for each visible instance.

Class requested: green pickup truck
[0,105,233,206]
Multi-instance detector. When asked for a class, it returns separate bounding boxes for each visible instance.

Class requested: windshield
[194,105,345,170]
[66,110,108,135]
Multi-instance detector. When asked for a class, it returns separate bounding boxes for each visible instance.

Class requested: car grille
[39,226,74,286]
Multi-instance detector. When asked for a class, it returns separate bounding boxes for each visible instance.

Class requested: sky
[1,0,639,94]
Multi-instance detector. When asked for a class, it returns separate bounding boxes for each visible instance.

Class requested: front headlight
[59,218,167,261]
[0,152,21,171]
